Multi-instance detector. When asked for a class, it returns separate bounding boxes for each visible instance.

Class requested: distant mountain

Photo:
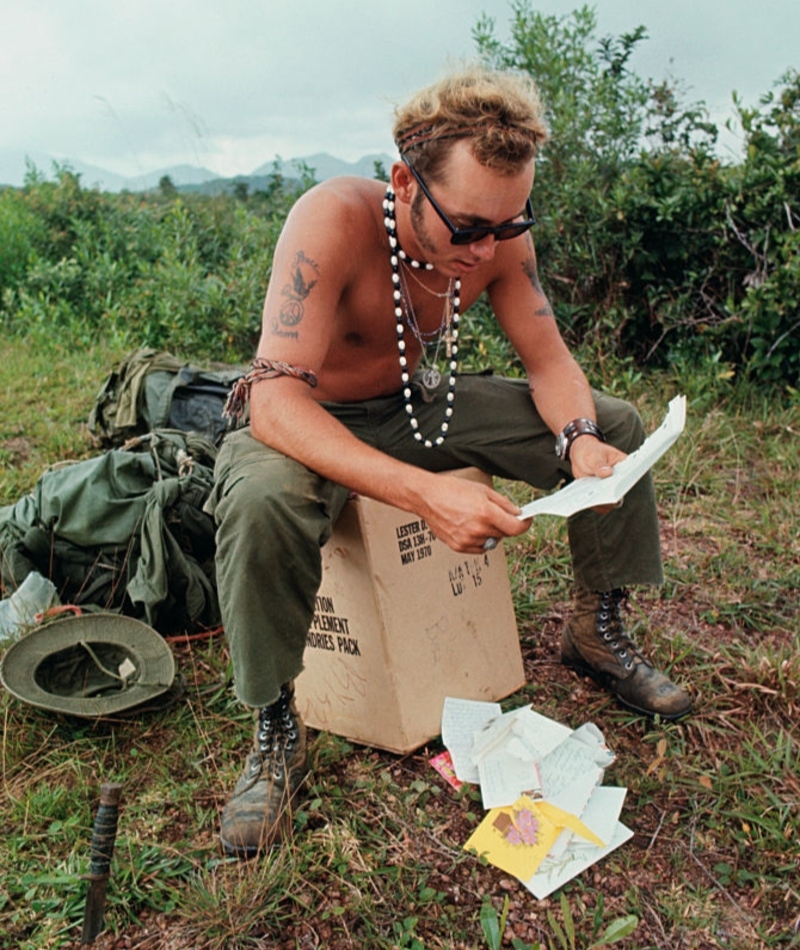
[122,163,222,192]
[253,153,393,181]
[0,150,118,189]
[0,149,394,192]
[0,149,219,192]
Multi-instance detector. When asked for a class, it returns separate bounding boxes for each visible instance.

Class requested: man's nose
[468,234,497,260]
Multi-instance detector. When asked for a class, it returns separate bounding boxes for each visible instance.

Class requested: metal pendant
[421,367,442,389]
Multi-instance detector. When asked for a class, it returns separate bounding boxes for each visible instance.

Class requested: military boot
[220,683,308,858]
[561,588,692,719]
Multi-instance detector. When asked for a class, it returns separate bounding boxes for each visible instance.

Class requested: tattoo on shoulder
[521,258,554,317]
[273,250,321,338]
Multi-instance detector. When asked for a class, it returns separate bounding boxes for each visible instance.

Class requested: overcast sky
[2,0,798,184]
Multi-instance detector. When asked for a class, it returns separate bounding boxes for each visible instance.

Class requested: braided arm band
[222,358,319,422]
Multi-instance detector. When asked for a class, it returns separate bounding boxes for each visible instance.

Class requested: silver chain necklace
[401,257,453,298]
[399,264,453,337]
[398,264,456,389]
[383,186,460,448]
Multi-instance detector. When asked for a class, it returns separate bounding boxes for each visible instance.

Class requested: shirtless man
[206,65,692,858]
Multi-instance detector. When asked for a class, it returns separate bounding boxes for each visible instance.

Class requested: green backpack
[88,348,245,447]
[0,430,220,636]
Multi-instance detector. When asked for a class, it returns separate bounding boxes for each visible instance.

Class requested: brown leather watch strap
[555,418,606,462]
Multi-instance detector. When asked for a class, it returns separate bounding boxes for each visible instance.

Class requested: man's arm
[248,183,527,551]
[488,234,626,479]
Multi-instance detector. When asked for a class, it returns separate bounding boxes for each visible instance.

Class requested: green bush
[0,189,46,297]
[0,5,797,392]
[475,2,799,391]
[0,164,305,359]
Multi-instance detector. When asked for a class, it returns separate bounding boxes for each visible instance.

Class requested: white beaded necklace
[383,186,461,448]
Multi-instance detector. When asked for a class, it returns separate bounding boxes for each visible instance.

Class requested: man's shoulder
[298,175,384,217]
[284,177,385,262]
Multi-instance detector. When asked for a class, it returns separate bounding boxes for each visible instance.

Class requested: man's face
[406,139,535,277]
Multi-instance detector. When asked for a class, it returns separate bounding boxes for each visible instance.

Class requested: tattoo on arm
[521,258,554,318]
[272,250,321,338]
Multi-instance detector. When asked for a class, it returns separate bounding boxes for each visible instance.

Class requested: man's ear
[390,161,415,204]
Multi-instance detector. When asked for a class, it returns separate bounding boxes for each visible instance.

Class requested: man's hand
[569,435,628,513]
[415,473,531,554]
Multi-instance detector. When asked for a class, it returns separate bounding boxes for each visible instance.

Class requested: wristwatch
[555,418,606,462]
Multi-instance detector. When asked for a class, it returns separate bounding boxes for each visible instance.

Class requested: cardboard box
[295,469,525,753]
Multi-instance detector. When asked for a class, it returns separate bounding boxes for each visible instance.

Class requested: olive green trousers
[205,375,663,708]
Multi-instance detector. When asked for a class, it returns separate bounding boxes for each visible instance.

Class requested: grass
[1,337,799,949]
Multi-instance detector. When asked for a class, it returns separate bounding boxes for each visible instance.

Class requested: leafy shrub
[0,188,46,297]
[475,2,799,390]
[1,164,305,359]
[1,5,797,391]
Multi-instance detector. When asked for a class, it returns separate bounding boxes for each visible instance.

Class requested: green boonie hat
[0,613,175,717]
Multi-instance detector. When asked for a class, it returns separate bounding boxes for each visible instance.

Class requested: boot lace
[596,588,641,672]
[256,684,300,782]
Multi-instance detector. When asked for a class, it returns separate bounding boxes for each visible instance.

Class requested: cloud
[2,0,797,183]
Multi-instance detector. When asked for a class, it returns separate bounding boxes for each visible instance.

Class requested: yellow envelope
[464,795,605,879]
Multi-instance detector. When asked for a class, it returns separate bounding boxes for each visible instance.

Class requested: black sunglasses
[402,156,535,246]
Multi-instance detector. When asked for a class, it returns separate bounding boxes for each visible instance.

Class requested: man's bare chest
[336,262,484,352]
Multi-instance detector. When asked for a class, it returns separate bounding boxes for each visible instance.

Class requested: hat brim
[0,613,175,717]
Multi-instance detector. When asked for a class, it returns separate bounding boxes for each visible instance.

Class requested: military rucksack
[0,430,220,636]
[88,348,246,448]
